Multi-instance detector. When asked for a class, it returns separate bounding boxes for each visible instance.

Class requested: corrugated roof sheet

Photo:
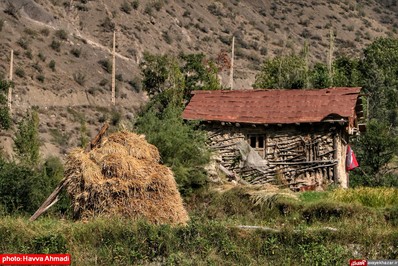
[182,87,362,124]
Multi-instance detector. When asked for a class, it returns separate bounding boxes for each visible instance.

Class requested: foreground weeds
[0,187,397,265]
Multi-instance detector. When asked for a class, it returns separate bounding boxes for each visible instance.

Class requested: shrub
[14,110,40,167]
[49,60,56,71]
[162,31,173,44]
[100,17,115,32]
[121,2,132,14]
[36,74,45,83]
[40,28,50,36]
[55,29,68,40]
[135,104,210,195]
[70,48,81,58]
[73,72,86,86]
[131,0,139,9]
[99,78,108,86]
[128,77,142,92]
[15,67,25,78]
[50,39,61,52]
[38,52,46,62]
[17,37,29,50]
[0,20,4,32]
[0,79,11,130]
[115,73,123,81]
[98,59,112,73]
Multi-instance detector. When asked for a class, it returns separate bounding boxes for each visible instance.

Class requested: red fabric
[346,145,359,171]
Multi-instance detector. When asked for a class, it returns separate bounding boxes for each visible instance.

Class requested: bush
[49,60,56,71]
[0,79,11,130]
[50,39,61,52]
[15,67,25,78]
[135,103,209,195]
[131,0,139,9]
[100,17,115,32]
[55,29,68,40]
[17,37,29,50]
[73,72,86,86]
[14,111,40,167]
[70,48,81,58]
[98,59,112,73]
[0,20,4,32]
[36,74,45,83]
[120,2,132,14]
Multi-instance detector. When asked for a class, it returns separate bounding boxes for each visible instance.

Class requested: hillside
[0,0,397,159]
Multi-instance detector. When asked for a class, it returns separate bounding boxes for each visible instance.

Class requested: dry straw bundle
[64,131,189,225]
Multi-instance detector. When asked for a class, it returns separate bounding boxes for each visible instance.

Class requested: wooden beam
[111,31,116,106]
[8,49,13,111]
[229,36,235,90]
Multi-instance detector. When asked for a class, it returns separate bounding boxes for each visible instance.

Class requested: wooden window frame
[247,134,266,158]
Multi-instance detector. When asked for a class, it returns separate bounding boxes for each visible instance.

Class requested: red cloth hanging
[346,145,359,171]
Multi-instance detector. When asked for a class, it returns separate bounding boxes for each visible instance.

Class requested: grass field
[0,187,397,265]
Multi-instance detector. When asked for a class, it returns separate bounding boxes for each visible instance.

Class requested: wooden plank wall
[206,123,346,191]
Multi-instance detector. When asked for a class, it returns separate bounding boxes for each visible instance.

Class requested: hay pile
[64,131,189,225]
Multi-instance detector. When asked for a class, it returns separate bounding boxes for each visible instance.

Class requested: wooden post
[303,41,310,88]
[229,36,234,90]
[328,28,334,85]
[8,49,13,111]
[111,31,116,106]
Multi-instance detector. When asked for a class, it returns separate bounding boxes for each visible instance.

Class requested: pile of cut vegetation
[63,131,189,225]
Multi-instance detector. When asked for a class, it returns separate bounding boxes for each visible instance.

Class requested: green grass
[1,187,398,265]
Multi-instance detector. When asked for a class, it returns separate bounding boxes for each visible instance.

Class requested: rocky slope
[0,0,397,159]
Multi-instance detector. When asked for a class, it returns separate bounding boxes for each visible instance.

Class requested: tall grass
[330,187,398,208]
[1,216,397,265]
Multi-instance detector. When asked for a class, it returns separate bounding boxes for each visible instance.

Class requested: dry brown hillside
[0,0,397,159]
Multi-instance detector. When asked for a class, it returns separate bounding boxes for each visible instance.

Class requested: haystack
[64,131,189,225]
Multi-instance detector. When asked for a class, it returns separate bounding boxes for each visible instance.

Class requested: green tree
[333,56,361,87]
[360,38,398,124]
[140,52,185,105]
[310,63,331,89]
[135,104,209,195]
[253,54,307,89]
[179,53,221,100]
[351,120,398,186]
[14,110,40,167]
[0,78,11,130]
[0,156,67,214]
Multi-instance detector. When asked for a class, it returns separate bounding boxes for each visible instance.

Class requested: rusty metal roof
[182,87,362,124]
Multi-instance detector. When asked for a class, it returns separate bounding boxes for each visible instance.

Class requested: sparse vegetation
[40,28,50,36]
[48,60,56,71]
[50,39,61,52]
[15,67,25,78]
[100,17,115,32]
[36,74,45,83]
[73,72,86,86]
[55,29,68,40]
[131,0,139,10]
[120,2,132,14]
[38,52,46,62]
[70,48,81,58]
[17,37,29,50]
[98,59,112,73]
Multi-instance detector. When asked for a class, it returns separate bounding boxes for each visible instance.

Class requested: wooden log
[269,160,336,165]
[86,122,109,151]
[29,178,69,221]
